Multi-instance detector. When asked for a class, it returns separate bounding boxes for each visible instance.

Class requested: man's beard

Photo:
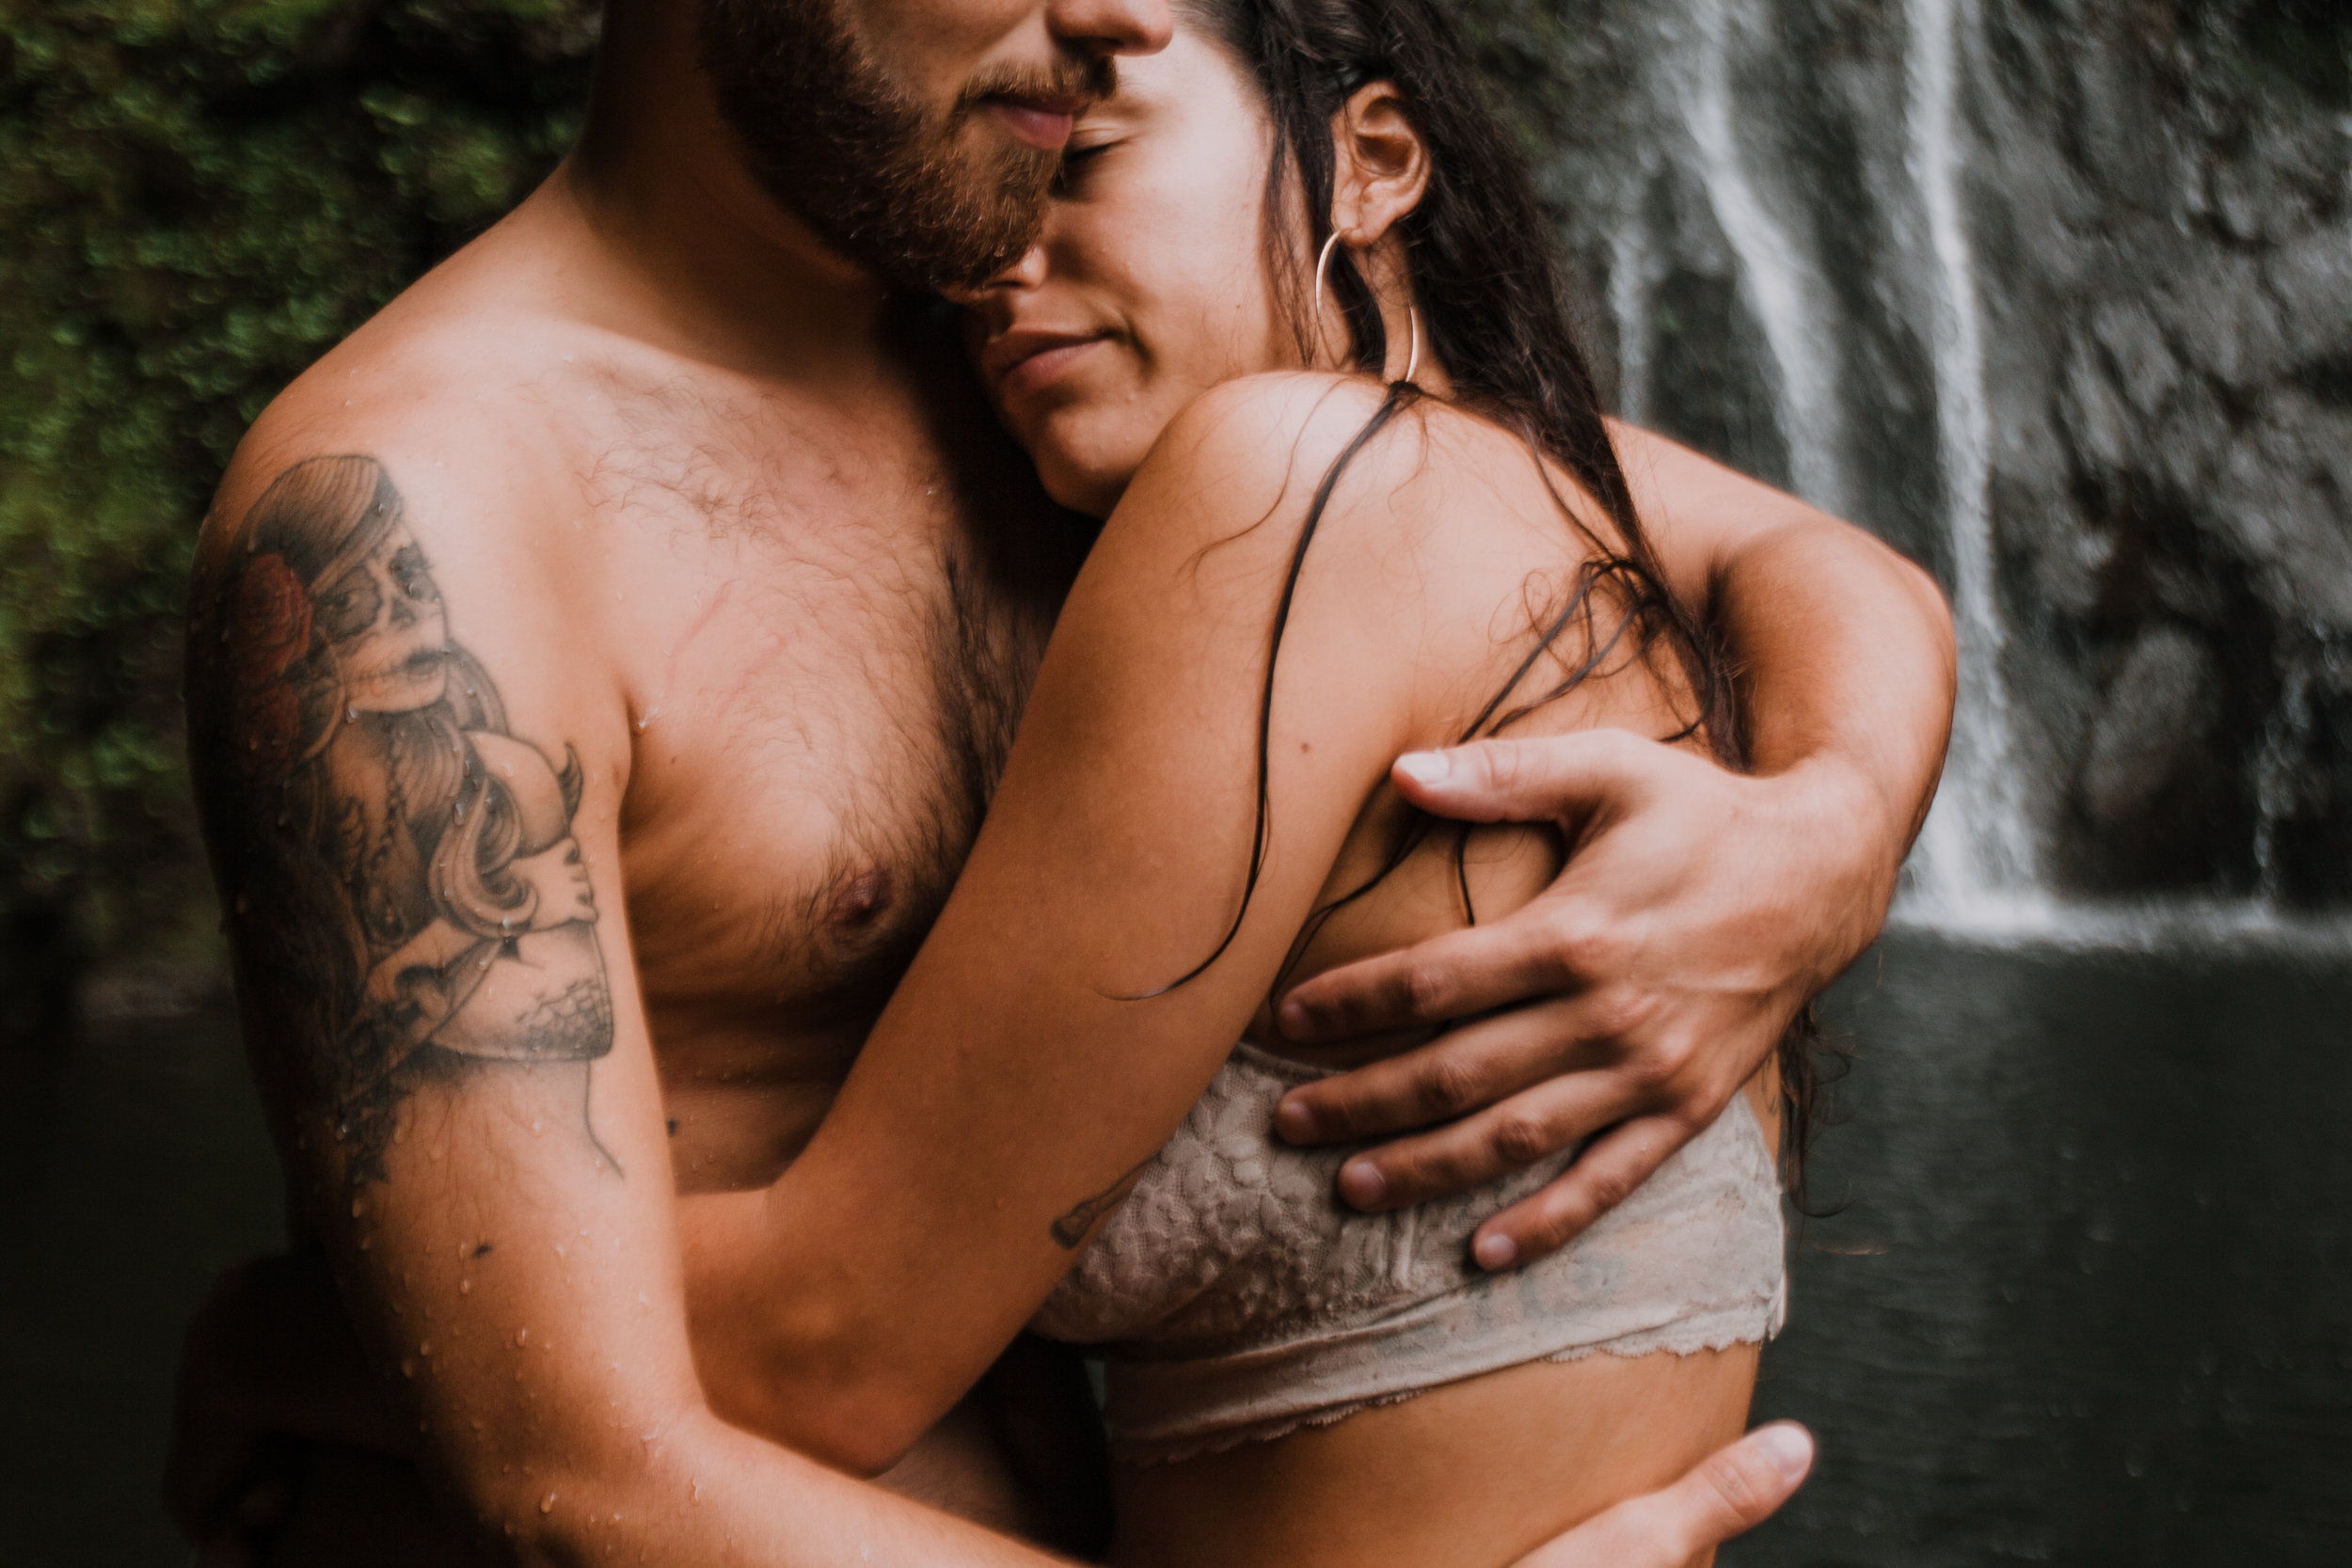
[698,0,1109,291]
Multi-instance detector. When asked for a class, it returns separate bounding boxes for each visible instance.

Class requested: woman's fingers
[1510,1422,1814,1568]
[1467,1114,1697,1268]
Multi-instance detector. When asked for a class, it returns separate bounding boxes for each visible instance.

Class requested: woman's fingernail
[1473,1232,1518,1270]
[1338,1161,1388,1208]
[1275,1099,1318,1143]
[1395,751,1451,786]
[1756,1423,1814,1481]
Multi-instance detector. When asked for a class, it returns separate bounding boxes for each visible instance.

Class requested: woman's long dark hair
[1165,0,1833,1201]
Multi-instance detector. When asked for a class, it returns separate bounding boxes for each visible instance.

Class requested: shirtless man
[169,0,1956,1561]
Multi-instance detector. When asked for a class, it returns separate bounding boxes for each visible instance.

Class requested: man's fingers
[1511,1423,1814,1568]
[1468,1114,1694,1268]
[1275,998,1616,1145]
[1277,904,1600,1044]
[1308,1073,1642,1224]
[1391,729,1664,823]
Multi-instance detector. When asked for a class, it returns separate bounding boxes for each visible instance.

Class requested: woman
[677,3,1807,1562]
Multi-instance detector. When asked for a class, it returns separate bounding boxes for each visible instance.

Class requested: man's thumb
[1509,1421,1813,1568]
[1391,731,1655,824]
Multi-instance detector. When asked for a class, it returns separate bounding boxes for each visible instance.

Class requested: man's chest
[570,380,1086,1181]
[619,531,1051,1024]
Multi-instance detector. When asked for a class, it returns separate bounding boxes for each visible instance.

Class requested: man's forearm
[1613,419,1956,875]
[1709,515,1955,853]
[481,1408,1071,1568]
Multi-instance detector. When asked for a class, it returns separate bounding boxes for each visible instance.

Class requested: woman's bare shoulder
[1135,372,1399,503]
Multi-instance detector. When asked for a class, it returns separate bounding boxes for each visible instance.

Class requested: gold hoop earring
[1316,230,1421,383]
[1311,230,1343,364]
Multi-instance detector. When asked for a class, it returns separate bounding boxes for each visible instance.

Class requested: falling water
[1608,225,1653,427]
[1897,0,2041,914]
[1669,0,1851,519]
[1584,0,2352,953]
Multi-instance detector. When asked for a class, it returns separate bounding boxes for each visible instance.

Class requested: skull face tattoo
[192,456,617,1186]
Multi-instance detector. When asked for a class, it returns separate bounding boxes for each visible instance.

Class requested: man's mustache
[956,55,1119,121]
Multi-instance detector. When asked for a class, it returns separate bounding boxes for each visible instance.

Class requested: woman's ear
[1328,81,1429,246]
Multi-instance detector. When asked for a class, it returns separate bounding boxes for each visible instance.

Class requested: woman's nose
[944,243,1049,306]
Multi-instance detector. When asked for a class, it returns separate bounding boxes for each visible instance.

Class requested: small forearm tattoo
[189,456,616,1186]
[1050,1156,1155,1249]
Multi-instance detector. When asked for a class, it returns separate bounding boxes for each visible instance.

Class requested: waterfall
[1897,0,2042,914]
[1609,225,1653,427]
[1578,0,2352,953]
[1669,0,1851,519]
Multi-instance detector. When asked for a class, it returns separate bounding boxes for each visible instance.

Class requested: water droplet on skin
[516,1328,530,1347]
[347,706,359,722]
[540,1493,557,1514]
[420,1340,433,1356]
[458,1278,470,1295]
[351,1197,365,1218]
[399,1358,416,1378]
[531,1119,543,1134]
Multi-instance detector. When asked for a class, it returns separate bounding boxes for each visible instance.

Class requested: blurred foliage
[0,0,597,1034]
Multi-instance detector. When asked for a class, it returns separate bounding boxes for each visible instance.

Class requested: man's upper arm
[184,442,699,1529]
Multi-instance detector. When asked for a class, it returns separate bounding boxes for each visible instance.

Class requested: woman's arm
[682,375,1536,1468]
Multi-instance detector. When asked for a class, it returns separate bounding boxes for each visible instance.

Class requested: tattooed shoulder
[189,455,617,1187]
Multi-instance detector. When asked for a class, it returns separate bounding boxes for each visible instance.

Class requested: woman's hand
[1270,730,1905,1265]
[1512,1422,1815,1567]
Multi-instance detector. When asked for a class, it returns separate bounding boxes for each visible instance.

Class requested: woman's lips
[980,96,1083,151]
[984,332,1110,402]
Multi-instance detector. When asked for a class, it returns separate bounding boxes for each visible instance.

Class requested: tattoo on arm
[1050,1156,1155,1249]
[189,455,618,1187]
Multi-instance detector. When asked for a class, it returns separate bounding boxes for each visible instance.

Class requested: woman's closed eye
[1054,139,1119,192]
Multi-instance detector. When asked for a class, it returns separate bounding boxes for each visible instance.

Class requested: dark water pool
[3,931,2347,1563]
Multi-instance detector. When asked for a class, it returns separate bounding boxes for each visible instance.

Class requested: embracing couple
[170,0,1956,1563]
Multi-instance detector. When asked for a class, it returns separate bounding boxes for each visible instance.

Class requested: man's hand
[1273,730,1908,1267]
[1512,1422,1815,1567]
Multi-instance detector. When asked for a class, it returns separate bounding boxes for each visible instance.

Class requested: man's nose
[1046,0,1172,56]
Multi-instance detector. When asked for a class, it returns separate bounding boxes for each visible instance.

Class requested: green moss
[0,0,596,1028]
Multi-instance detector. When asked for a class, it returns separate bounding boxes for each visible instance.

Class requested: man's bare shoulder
[225,311,594,543]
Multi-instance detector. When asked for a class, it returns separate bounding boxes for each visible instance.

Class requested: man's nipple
[829,864,892,930]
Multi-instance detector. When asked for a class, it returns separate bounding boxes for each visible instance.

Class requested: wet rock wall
[1471,0,2352,902]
